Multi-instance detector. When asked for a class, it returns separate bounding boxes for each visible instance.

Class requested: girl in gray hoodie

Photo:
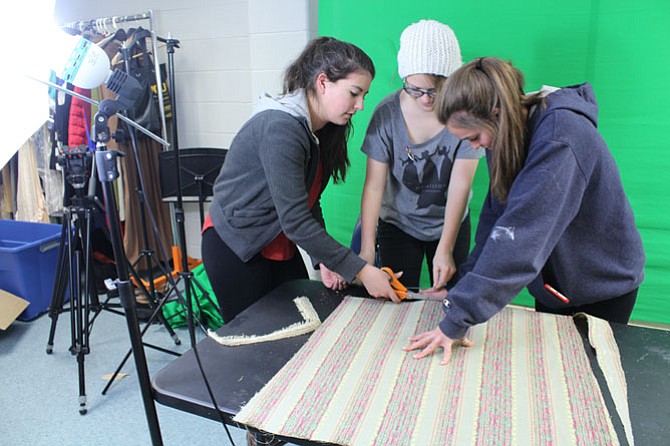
[202,37,400,322]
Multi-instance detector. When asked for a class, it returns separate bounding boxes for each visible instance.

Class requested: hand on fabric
[431,250,457,290]
[357,264,401,303]
[320,264,348,291]
[417,287,448,300]
[403,327,473,365]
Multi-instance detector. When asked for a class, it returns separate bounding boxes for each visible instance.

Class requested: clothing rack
[60,10,168,144]
[61,12,152,35]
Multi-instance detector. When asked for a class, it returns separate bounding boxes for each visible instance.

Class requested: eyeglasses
[402,81,436,99]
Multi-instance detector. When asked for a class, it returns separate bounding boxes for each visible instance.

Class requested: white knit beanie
[397,19,462,79]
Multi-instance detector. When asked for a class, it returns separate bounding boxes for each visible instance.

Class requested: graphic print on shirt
[400,144,453,209]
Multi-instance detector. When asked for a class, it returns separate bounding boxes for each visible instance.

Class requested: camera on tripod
[56,145,94,189]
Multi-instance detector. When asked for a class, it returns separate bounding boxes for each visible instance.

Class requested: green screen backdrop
[316,0,670,325]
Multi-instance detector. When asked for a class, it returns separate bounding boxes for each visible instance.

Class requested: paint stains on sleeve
[490,226,515,241]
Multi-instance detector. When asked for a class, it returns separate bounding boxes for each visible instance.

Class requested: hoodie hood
[252,89,314,133]
[528,83,599,131]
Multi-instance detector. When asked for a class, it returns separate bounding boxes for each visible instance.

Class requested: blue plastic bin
[0,220,62,321]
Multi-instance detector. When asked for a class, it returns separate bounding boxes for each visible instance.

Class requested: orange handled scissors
[381,267,442,301]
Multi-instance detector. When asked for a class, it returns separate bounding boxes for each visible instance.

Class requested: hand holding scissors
[381,267,444,301]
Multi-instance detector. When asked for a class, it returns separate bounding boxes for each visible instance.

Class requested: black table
[152,279,670,446]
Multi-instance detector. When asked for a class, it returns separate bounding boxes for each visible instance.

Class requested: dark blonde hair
[283,37,375,184]
[431,74,448,92]
[436,57,543,202]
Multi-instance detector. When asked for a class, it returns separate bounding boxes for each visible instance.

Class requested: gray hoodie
[208,89,366,281]
[439,83,645,339]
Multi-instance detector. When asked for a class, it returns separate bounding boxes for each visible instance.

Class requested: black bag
[122,28,167,134]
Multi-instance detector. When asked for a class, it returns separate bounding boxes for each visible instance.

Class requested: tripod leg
[70,249,89,415]
[128,270,181,345]
[183,275,208,328]
[46,202,94,414]
[77,351,87,415]
[189,272,223,319]
[160,275,209,333]
[101,298,182,395]
[76,256,88,415]
[95,147,163,444]
[46,216,72,354]
[91,201,181,345]
[101,349,132,396]
[84,207,102,312]
[62,204,96,415]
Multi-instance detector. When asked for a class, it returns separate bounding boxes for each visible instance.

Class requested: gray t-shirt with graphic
[361,91,484,241]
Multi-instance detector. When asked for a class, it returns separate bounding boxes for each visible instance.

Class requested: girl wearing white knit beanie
[358,19,484,292]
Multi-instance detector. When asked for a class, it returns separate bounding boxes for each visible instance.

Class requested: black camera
[56,145,93,189]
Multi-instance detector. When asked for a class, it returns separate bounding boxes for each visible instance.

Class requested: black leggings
[201,228,308,323]
[535,288,638,324]
[376,214,471,289]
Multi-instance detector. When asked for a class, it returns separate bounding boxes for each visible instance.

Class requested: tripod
[45,144,181,414]
[45,146,105,415]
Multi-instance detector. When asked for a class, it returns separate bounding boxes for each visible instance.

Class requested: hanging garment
[118,135,174,266]
[33,124,63,217]
[15,134,48,222]
[67,85,91,147]
[1,157,16,219]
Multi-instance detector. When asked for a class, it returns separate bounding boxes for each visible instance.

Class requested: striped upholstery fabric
[235,296,630,445]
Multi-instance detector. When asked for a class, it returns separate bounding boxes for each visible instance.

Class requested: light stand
[96,46,185,397]
[116,43,178,330]
[92,69,163,445]
[160,35,222,339]
[157,35,236,444]
[166,36,196,345]
[101,38,225,393]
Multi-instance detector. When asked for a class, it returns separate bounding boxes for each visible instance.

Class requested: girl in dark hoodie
[404,57,645,365]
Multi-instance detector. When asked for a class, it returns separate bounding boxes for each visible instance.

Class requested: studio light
[0,1,166,170]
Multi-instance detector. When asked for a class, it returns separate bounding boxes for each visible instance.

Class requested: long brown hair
[283,37,375,184]
[436,57,544,202]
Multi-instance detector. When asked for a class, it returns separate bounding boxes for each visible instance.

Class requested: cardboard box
[0,289,30,330]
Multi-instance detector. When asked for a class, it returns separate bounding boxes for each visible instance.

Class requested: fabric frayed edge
[208,296,321,346]
[576,312,634,446]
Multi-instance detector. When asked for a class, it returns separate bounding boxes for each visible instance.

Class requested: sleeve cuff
[337,253,367,283]
[439,316,469,340]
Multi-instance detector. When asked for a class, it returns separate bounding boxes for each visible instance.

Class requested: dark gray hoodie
[439,83,645,339]
[208,89,366,281]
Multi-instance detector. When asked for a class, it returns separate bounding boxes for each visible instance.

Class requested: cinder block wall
[55,0,317,258]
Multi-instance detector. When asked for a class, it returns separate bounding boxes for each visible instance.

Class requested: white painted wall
[54,0,317,258]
